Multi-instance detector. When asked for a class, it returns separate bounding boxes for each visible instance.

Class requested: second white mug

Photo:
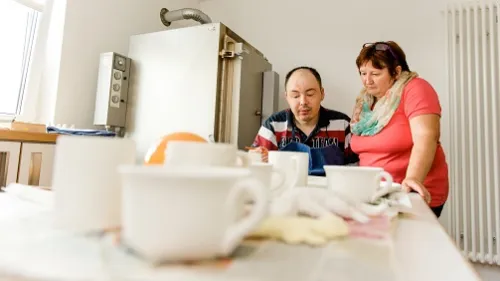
[324,166,394,203]
[165,141,249,167]
[268,151,309,191]
[248,162,286,199]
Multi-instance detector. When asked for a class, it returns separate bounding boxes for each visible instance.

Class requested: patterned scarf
[351,71,418,136]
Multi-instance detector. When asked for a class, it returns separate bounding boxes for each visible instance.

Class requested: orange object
[144,132,207,165]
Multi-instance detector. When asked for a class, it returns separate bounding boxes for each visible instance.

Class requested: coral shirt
[350,78,449,207]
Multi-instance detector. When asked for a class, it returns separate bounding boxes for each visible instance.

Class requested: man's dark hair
[284,66,322,90]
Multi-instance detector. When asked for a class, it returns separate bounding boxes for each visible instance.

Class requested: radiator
[445,0,500,265]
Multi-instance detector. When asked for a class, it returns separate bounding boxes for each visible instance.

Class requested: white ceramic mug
[248,162,286,199]
[117,165,268,263]
[324,166,393,203]
[268,151,309,192]
[165,141,249,167]
[52,135,136,233]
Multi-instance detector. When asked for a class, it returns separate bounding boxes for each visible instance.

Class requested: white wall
[200,0,447,116]
[34,0,65,126]
[34,0,202,128]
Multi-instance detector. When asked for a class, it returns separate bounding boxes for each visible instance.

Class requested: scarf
[350,71,418,136]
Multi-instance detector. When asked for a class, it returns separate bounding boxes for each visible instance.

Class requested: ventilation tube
[160,8,212,27]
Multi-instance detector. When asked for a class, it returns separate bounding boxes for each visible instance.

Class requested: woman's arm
[405,114,440,182]
[400,78,442,203]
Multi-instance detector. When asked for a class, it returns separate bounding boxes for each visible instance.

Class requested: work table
[392,195,478,281]
[0,193,480,281]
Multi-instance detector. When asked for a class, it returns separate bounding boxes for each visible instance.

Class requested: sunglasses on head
[362,42,398,60]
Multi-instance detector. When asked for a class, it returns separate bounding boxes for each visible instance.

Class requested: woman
[349,41,449,218]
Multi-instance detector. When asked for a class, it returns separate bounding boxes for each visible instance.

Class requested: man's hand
[248,146,269,162]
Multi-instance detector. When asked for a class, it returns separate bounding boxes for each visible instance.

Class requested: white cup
[268,151,309,191]
[248,163,286,199]
[165,141,249,167]
[117,165,268,263]
[52,136,136,233]
[324,166,393,203]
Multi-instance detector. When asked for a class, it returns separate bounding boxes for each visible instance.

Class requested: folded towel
[46,126,116,137]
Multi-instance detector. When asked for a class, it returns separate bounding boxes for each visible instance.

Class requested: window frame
[0,0,46,122]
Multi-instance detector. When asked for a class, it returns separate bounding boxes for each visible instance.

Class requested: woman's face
[359,60,395,99]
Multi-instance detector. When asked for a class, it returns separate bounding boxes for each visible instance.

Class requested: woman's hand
[401,178,431,205]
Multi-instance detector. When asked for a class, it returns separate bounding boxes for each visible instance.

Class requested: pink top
[350,78,449,207]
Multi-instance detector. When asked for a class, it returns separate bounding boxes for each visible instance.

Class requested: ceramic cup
[165,141,249,167]
[51,135,136,232]
[248,162,286,199]
[267,151,309,192]
[324,166,394,203]
[118,165,268,263]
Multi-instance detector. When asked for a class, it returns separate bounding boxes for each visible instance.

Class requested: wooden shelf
[0,130,58,144]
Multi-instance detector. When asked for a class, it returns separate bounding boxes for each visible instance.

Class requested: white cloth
[269,186,412,223]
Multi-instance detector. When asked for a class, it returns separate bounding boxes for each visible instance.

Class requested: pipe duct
[160,8,212,27]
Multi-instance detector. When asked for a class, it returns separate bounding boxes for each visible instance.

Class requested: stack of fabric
[246,185,412,245]
[46,126,116,137]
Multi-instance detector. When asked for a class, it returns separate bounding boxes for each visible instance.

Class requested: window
[0,0,42,117]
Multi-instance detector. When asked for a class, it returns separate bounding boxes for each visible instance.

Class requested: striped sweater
[252,107,359,164]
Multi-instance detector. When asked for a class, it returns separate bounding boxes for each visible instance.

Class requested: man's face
[285,69,324,124]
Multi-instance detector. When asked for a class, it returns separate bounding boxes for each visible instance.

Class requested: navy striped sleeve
[251,110,289,150]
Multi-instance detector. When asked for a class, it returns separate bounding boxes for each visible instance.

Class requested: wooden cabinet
[0,141,21,187]
[17,143,55,187]
[0,131,57,188]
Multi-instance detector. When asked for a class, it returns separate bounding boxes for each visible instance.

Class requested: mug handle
[221,178,268,256]
[372,171,394,201]
[236,151,250,167]
[269,167,287,198]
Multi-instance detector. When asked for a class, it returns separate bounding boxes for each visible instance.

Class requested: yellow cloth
[247,214,349,246]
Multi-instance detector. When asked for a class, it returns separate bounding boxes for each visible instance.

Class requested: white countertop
[0,192,480,281]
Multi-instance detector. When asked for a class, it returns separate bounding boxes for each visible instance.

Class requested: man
[251,66,358,176]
